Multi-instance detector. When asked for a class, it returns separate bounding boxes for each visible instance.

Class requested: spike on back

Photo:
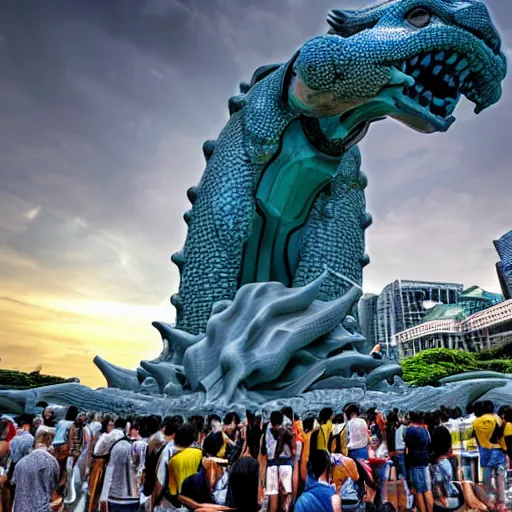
[362,213,373,229]
[171,251,185,271]
[187,186,199,205]
[228,95,246,116]
[203,140,216,161]
[239,82,251,94]
[360,254,371,268]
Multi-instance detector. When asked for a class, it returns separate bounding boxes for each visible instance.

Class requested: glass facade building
[358,293,379,349]
[376,280,463,358]
[495,230,512,300]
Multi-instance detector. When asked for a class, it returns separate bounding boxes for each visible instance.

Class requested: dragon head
[292,0,507,133]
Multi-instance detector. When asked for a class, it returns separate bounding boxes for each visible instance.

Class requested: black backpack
[142,441,166,497]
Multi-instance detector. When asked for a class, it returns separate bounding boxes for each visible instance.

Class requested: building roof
[460,286,503,303]
[395,299,512,343]
[423,304,467,322]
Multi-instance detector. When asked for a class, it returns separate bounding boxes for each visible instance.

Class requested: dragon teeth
[456,57,469,71]
[435,51,445,62]
[459,68,471,83]
[446,53,458,65]
[410,56,419,66]
[420,54,432,67]
[423,90,433,102]
[433,65,443,76]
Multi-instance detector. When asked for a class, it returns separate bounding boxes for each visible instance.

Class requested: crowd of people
[0,400,511,512]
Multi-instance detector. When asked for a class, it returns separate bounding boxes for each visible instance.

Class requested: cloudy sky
[0,0,510,388]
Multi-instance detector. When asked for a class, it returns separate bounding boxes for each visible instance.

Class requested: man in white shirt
[345,404,369,460]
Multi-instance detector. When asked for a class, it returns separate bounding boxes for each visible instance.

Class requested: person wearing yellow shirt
[310,408,334,455]
[499,407,512,460]
[472,401,506,510]
[167,423,202,505]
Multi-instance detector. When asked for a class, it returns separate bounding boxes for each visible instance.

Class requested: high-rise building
[495,230,512,300]
[376,280,463,355]
[358,293,379,349]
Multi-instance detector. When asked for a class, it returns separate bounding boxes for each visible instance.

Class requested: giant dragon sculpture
[0,0,507,413]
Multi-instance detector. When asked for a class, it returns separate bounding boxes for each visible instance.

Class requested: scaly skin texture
[173,0,506,335]
[292,146,370,300]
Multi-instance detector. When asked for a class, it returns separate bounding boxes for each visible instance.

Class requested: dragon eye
[406,8,432,28]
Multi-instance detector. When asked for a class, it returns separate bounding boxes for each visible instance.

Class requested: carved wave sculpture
[90,272,402,406]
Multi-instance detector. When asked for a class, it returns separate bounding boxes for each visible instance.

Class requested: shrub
[477,343,512,362]
[401,349,479,387]
[0,369,66,388]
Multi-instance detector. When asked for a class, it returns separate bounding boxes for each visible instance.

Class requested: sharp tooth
[401,61,407,72]
[433,65,443,76]
[422,90,433,103]
[410,56,419,66]
[445,98,457,114]
[435,51,445,62]
[443,74,451,83]
[420,54,432,67]
[433,97,445,107]
[448,77,456,88]
[456,58,469,71]
[446,53,458,65]
[459,69,470,83]
[466,80,474,90]
[412,69,421,78]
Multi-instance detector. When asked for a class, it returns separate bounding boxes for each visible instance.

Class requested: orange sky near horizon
[0,291,170,388]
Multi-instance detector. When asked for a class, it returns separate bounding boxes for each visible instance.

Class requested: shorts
[266,463,293,496]
[409,466,432,494]
[479,448,506,470]
[348,447,369,460]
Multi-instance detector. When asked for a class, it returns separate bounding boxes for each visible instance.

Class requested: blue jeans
[348,447,369,460]
[408,466,432,494]
[395,452,406,479]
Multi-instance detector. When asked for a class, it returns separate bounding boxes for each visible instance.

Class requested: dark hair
[16,414,35,427]
[303,416,315,433]
[483,401,495,415]
[175,423,197,448]
[140,415,160,438]
[270,411,284,428]
[163,415,184,428]
[319,408,333,424]
[223,412,241,426]
[334,413,345,424]
[65,406,79,422]
[345,404,360,418]
[163,417,181,437]
[226,456,260,511]
[115,417,128,430]
[281,407,293,422]
[203,432,224,457]
[100,415,114,433]
[309,449,330,479]
[503,407,512,424]
[408,411,424,424]
[188,415,205,434]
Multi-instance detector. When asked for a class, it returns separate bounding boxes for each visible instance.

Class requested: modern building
[375,280,464,357]
[358,294,379,349]
[495,230,512,300]
[395,299,512,359]
[457,286,503,316]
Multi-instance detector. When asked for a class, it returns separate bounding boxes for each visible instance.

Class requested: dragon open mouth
[397,50,475,118]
